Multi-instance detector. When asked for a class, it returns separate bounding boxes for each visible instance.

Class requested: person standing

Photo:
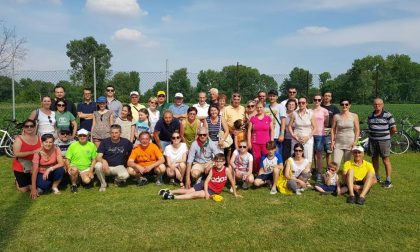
[368,98,396,188]
[193,92,210,121]
[28,96,56,137]
[321,91,340,165]
[157,91,171,118]
[105,85,122,119]
[223,93,245,161]
[208,88,219,107]
[129,91,146,122]
[77,88,96,131]
[312,94,329,182]
[168,93,189,121]
[280,87,298,109]
[50,85,77,117]
[265,90,286,153]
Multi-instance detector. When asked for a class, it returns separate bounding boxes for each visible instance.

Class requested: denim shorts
[193,182,216,195]
[314,135,332,153]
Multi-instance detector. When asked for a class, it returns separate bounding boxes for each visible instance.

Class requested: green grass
[1,153,419,251]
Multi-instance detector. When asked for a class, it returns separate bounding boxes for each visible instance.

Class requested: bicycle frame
[0,129,12,149]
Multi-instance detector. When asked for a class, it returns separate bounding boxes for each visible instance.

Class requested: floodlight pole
[93,57,97,101]
[166,59,169,103]
[11,54,16,121]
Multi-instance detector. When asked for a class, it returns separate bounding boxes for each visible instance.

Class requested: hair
[233,119,244,130]
[148,96,158,104]
[285,99,298,110]
[328,162,338,169]
[41,133,55,142]
[313,94,322,99]
[41,95,51,102]
[256,101,265,108]
[207,104,219,117]
[266,141,276,150]
[139,131,151,139]
[163,110,173,117]
[106,84,115,89]
[298,96,307,102]
[258,90,266,96]
[322,90,332,96]
[339,98,352,104]
[83,88,92,93]
[231,92,241,98]
[213,153,225,162]
[288,87,297,91]
[247,100,256,106]
[54,84,65,92]
[292,143,305,158]
[23,119,37,127]
[138,108,150,124]
[209,88,218,94]
[122,104,133,121]
[239,140,247,146]
[56,99,67,107]
[96,102,108,110]
[110,124,122,131]
[218,94,227,101]
[188,106,198,115]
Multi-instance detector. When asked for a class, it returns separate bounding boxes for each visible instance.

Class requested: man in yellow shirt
[343,146,377,205]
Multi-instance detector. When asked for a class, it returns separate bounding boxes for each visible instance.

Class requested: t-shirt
[168,104,189,118]
[115,117,135,141]
[368,110,396,141]
[129,143,163,167]
[157,102,171,118]
[135,120,150,136]
[260,151,283,174]
[154,118,181,142]
[287,157,310,179]
[193,103,210,119]
[312,107,329,136]
[54,138,75,157]
[265,103,286,139]
[164,143,188,162]
[77,101,96,131]
[32,147,62,173]
[148,109,160,134]
[343,160,375,181]
[321,104,340,129]
[66,141,97,170]
[250,115,272,144]
[232,150,253,172]
[208,166,228,194]
[97,137,133,167]
[223,105,245,130]
[55,111,75,131]
[187,140,222,163]
[107,98,122,119]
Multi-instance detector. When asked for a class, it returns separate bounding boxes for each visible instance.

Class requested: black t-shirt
[154,118,180,142]
[97,137,133,166]
[321,104,340,128]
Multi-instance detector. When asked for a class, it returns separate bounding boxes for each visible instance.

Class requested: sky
[2,0,420,75]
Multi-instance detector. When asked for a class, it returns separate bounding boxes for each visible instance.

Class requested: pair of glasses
[172,136,181,140]
[289,91,297,94]
[294,149,303,152]
[60,132,69,136]
[298,102,306,105]
[47,116,52,124]
[247,105,255,108]
[106,89,114,92]
[341,103,349,107]
[158,95,165,98]
[57,104,65,107]
[215,160,225,163]
[189,113,196,115]
[313,99,321,102]
[100,114,104,121]
[78,134,87,137]
[24,125,35,128]
[239,146,247,149]
[353,151,362,154]
[198,134,207,137]
[149,102,157,104]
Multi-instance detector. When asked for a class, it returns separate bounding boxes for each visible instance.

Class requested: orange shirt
[129,143,163,167]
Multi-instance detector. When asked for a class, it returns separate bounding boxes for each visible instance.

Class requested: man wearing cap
[280,87,298,109]
[105,85,122,119]
[94,124,133,192]
[66,129,98,193]
[343,146,377,205]
[265,89,286,152]
[129,91,145,122]
[77,88,96,131]
[193,92,210,120]
[127,131,166,186]
[157,91,171,118]
[208,88,219,107]
[51,84,77,117]
[168,93,189,121]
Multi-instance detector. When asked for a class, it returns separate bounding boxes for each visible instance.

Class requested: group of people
[11,84,397,205]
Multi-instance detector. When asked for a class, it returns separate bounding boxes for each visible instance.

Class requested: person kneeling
[160,154,240,200]
[253,141,283,195]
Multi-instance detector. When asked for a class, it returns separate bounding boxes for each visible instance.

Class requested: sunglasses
[47,116,52,124]
[172,136,181,140]
[56,104,65,107]
[198,134,207,137]
[60,132,69,135]
[149,102,157,104]
[313,99,321,102]
[298,101,306,105]
[158,95,165,98]
[106,89,114,92]
[289,91,297,94]
[294,149,303,152]
[24,124,35,128]
[215,160,225,163]
[247,105,255,108]
[78,134,87,137]
[353,151,362,154]
[239,145,247,149]
[188,112,196,115]
[341,103,349,106]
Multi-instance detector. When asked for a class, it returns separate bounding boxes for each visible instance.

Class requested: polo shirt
[343,160,375,181]
[368,110,396,141]
[77,101,96,131]
[154,118,180,142]
[168,103,189,117]
[66,141,97,170]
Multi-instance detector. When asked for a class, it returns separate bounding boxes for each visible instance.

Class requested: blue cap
[96,96,107,103]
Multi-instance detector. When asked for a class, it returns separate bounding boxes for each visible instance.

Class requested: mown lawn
[1,153,419,251]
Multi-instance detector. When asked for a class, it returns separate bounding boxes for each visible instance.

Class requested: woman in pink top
[311,95,329,181]
[247,102,274,173]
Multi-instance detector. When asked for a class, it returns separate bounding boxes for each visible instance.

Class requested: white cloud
[85,0,148,17]
[277,18,420,50]
[295,0,392,10]
[112,28,159,48]
[161,15,173,23]
[297,26,330,35]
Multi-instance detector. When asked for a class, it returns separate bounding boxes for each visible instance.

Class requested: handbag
[17,158,33,173]
[217,117,233,148]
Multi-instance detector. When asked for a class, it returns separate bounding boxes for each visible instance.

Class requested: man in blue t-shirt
[94,124,133,191]
[77,88,96,131]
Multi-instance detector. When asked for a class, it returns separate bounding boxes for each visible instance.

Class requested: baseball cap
[268,89,278,96]
[157,91,166,96]
[77,128,89,136]
[174,92,183,98]
[352,146,364,153]
[60,127,71,133]
[96,96,106,103]
[130,91,139,96]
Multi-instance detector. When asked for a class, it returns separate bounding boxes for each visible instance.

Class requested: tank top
[208,166,228,194]
[91,110,112,139]
[335,113,355,150]
[293,109,312,137]
[184,119,199,148]
[37,110,56,136]
[287,157,309,179]
[206,116,221,142]
[115,117,134,140]
[12,135,41,172]
[33,147,61,173]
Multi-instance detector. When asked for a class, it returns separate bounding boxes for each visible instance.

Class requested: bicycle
[389,117,420,154]
[0,119,24,158]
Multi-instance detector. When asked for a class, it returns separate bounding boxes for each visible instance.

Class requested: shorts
[318,184,337,192]
[369,139,391,158]
[235,170,248,181]
[354,180,364,186]
[256,173,273,181]
[314,135,332,153]
[193,182,216,195]
[14,171,31,188]
[191,162,212,173]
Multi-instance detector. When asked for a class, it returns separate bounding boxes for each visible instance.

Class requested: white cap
[175,92,184,98]
[77,128,89,135]
[352,146,364,152]
[130,91,139,96]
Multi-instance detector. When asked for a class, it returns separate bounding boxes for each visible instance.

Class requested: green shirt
[66,141,97,170]
[55,111,75,131]
[158,102,171,118]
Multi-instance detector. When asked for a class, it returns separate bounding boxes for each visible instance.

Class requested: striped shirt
[368,110,396,141]
[206,116,221,142]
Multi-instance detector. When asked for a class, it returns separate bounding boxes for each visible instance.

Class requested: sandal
[180,182,185,189]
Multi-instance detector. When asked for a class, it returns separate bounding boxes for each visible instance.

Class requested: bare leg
[345,170,355,197]
[383,157,392,179]
[359,172,377,198]
[173,190,206,200]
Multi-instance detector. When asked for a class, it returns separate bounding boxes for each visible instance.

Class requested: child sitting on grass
[314,162,346,195]
[160,153,241,200]
[253,141,283,195]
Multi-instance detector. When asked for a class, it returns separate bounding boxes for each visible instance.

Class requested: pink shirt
[250,115,272,144]
[312,107,329,136]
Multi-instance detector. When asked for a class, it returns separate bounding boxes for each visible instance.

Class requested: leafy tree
[0,75,13,101]
[196,69,223,93]
[141,81,167,104]
[16,78,54,102]
[108,71,140,103]
[281,67,313,99]
[167,68,193,103]
[66,36,112,92]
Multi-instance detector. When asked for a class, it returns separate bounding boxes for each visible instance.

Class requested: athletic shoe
[114,179,124,187]
[155,177,163,186]
[347,195,356,204]
[316,173,323,183]
[99,187,106,192]
[356,197,365,205]
[295,190,302,195]
[242,182,249,190]
[71,185,78,193]
[37,188,44,194]
[383,180,393,189]
[163,192,174,200]
[137,177,148,186]
[376,175,382,183]
[52,187,60,195]
[158,189,170,196]
[270,188,278,195]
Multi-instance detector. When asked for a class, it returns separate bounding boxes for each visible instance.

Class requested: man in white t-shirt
[193,92,210,121]
[280,87,298,109]
[265,90,286,153]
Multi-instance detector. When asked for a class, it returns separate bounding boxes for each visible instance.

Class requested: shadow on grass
[0,192,32,248]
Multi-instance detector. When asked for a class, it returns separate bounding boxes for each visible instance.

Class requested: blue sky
[2,0,420,75]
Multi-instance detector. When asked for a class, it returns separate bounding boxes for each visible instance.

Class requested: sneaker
[376,175,382,183]
[242,182,249,190]
[71,185,78,193]
[316,173,323,183]
[270,188,277,195]
[155,177,163,186]
[37,188,44,194]
[347,195,356,204]
[305,182,313,188]
[295,190,302,195]
[99,187,106,192]
[383,180,393,189]
[356,197,365,205]
[114,179,124,187]
[297,188,305,192]
[163,192,175,200]
[158,189,170,196]
[52,187,60,195]
[137,177,148,186]
[229,185,238,193]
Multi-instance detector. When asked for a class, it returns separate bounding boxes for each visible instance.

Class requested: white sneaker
[52,187,60,195]
[270,188,277,195]
[296,190,302,195]
[99,187,106,192]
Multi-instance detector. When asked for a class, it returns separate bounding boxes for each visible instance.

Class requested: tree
[281,67,313,98]
[16,78,55,102]
[167,68,193,103]
[196,69,223,93]
[66,36,112,92]
[0,75,13,101]
[108,71,140,103]
[0,22,26,72]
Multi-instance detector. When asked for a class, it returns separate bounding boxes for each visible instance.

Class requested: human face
[287,102,297,112]
[247,102,256,112]
[110,128,121,141]
[353,150,364,161]
[232,94,241,107]
[139,134,151,147]
[210,107,219,118]
[59,131,69,141]
[149,99,158,108]
[258,92,266,102]
[78,134,88,144]
[198,131,208,141]
[340,101,351,111]
[163,113,173,124]
[188,110,196,120]
[238,143,247,153]
[23,122,36,134]
[138,111,147,121]
[298,99,307,109]
[171,133,181,144]
[267,148,276,157]
[288,89,297,99]
[41,97,51,109]
[218,98,226,108]
[130,95,139,105]
[54,87,65,99]
[268,94,277,103]
[214,159,225,169]
[198,93,206,105]
[256,103,264,115]
[294,148,303,156]
[328,166,337,173]
[210,91,218,101]
[106,87,115,97]
[175,97,183,105]
[98,102,107,111]
[42,137,54,151]
[56,102,66,111]
[83,90,92,101]
[373,99,384,113]
[322,92,332,104]
[313,96,322,107]
[158,94,165,104]
[121,106,129,118]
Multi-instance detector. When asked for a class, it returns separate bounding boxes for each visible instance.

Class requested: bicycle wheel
[4,137,15,158]
[390,132,410,154]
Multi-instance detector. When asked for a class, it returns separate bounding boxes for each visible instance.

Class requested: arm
[330,115,338,150]
[28,110,37,120]
[227,167,240,197]
[269,118,274,142]
[353,114,360,147]
[219,118,229,148]
[284,161,292,180]
[179,121,186,143]
[153,131,162,150]
[185,162,192,189]
[31,155,40,199]
[204,169,213,199]
[144,156,165,173]
[288,114,297,140]
[279,117,286,142]
[13,137,41,157]
[247,122,253,150]
[130,124,135,143]
[71,120,78,138]
[229,152,237,170]
[109,113,114,125]
[128,159,145,175]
